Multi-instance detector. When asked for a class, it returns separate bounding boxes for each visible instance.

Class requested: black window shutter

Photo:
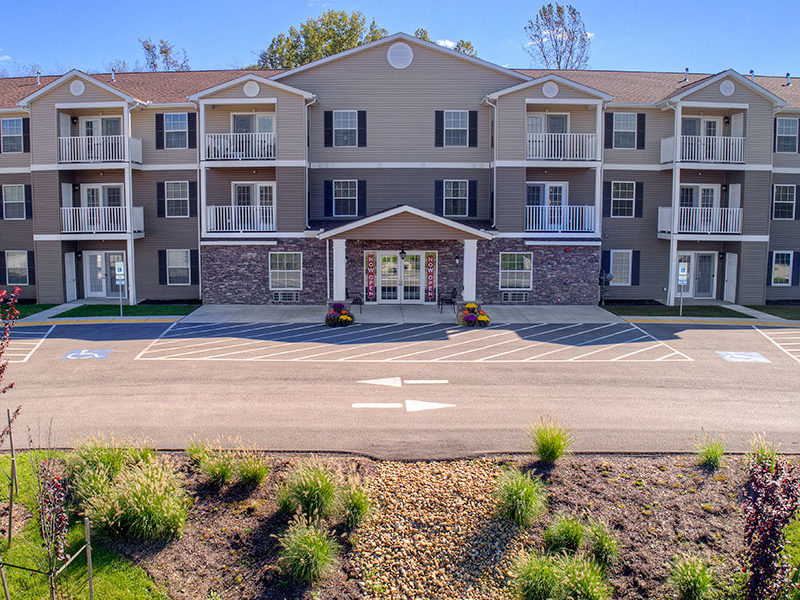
[357,180,367,216]
[604,113,614,149]
[190,249,199,285]
[156,182,166,218]
[468,180,477,217]
[22,118,30,153]
[797,118,800,154]
[631,250,641,286]
[158,250,167,285]
[434,180,443,215]
[357,111,367,147]
[636,113,646,149]
[766,252,773,286]
[602,181,612,217]
[792,252,800,286]
[634,182,644,218]
[794,185,800,220]
[187,113,197,149]
[0,253,5,284]
[189,181,198,217]
[434,111,444,147]
[323,111,333,147]
[468,110,478,147]
[26,250,35,285]
[601,250,610,275]
[24,184,32,220]
[0,187,4,219]
[323,180,333,216]
[155,114,164,149]
[773,118,777,152]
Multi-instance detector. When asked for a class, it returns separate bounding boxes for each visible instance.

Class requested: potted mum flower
[457,302,490,327]
[325,302,355,327]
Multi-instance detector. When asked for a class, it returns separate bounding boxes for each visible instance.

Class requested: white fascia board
[674,234,770,242]
[189,73,314,100]
[133,163,199,171]
[525,98,603,105]
[680,101,750,109]
[0,167,31,174]
[17,69,139,105]
[34,233,131,241]
[201,232,310,239]
[142,102,197,109]
[197,98,277,106]
[0,108,29,114]
[606,102,656,109]
[524,239,601,246]
[54,101,127,109]
[602,164,667,171]
[675,162,772,171]
[308,161,490,169]
[200,240,279,246]
[202,160,306,168]
[667,69,787,106]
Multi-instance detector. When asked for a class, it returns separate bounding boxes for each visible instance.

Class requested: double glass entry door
[366,251,435,304]
[84,251,126,298]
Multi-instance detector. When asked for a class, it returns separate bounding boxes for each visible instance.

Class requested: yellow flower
[339,315,353,322]
[477,315,490,322]
[465,302,478,310]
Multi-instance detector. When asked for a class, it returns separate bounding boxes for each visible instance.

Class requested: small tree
[742,453,800,599]
[138,38,190,72]
[0,287,21,395]
[524,3,591,69]
[414,28,478,57]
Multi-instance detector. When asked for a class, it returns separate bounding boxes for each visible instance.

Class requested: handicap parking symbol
[62,349,113,360]
[716,351,770,363]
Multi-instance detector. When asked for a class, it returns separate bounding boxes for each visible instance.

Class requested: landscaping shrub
[697,436,725,470]
[543,515,585,555]
[586,519,618,568]
[186,440,210,465]
[748,433,778,466]
[278,516,339,583]
[342,484,371,530]
[237,453,270,487]
[279,463,339,520]
[670,556,714,600]
[201,452,236,488]
[511,552,559,600]
[494,467,547,527]
[555,554,612,600]
[528,416,572,464]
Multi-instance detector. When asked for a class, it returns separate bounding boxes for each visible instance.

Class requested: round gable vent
[243,81,260,97]
[70,79,86,96]
[387,42,414,69]
[542,81,559,98]
[719,80,735,97]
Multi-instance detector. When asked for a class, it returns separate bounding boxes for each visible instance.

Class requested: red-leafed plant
[742,450,800,600]
[0,286,22,394]
[37,459,70,567]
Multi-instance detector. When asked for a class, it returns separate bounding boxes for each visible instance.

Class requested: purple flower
[332,303,346,312]
[464,314,478,322]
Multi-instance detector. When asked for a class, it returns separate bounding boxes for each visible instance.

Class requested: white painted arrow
[357,378,449,387]
[351,400,455,412]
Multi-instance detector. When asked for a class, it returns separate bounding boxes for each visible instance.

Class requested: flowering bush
[325,306,355,327]
[458,302,490,327]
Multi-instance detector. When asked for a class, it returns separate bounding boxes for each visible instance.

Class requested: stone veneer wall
[476,239,600,305]
[201,239,328,304]
[344,240,463,302]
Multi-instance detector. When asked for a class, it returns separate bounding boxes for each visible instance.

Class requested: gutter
[482,96,498,229]
[304,95,317,230]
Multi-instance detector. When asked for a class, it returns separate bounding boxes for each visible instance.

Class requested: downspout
[193,100,202,301]
[304,96,317,230]
[326,238,331,300]
[482,96,498,229]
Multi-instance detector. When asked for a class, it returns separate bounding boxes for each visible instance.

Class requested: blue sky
[3,0,798,76]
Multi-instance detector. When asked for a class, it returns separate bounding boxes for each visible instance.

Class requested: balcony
[525,205,596,233]
[206,205,275,233]
[660,135,745,164]
[657,206,742,235]
[60,206,144,235]
[58,136,142,164]
[204,133,276,161]
[526,132,597,161]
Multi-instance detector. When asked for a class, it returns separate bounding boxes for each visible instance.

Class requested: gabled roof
[660,69,787,106]
[17,69,139,105]
[486,73,613,101]
[273,32,530,83]
[317,205,494,240]
[188,72,314,101]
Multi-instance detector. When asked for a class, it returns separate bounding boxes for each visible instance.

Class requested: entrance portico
[318,205,493,304]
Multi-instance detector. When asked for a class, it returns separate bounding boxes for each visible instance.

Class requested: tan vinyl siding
[520,84,601,101]
[766,173,800,301]
[33,240,64,303]
[495,166,526,231]
[332,213,481,240]
[276,166,306,230]
[604,108,672,166]
[0,201,35,298]
[132,109,198,165]
[205,167,276,206]
[772,110,800,169]
[524,167,596,205]
[204,104,275,133]
[0,111,31,168]
[31,170,59,234]
[738,241,768,304]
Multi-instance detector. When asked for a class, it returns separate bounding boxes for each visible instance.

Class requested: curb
[15,317,183,327]
[623,317,797,327]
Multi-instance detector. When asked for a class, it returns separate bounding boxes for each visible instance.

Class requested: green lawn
[9,304,58,319]
[55,304,199,318]
[0,453,167,600]
[746,305,800,320]
[787,517,800,570]
[603,304,748,318]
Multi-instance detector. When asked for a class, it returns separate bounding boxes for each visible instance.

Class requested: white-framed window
[612,112,637,149]
[333,180,358,217]
[333,110,357,147]
[443,180,468,217]
[2,184,25,220]
[611,181,635,218]
[5,251,28,286]
[164,113,188,149]
[0,118,23,153]
[165,181,189,218]
[166,249,190,286]
[232,182,275,207]
[772,251,792,286]
[269,252,302,290]
[444,110,468,147]
[231,113,274,134]
[773,185,796,220]
[776,118,799,153]
[610,250,632,286]
[81,183,123,207]
[499,252,533,290]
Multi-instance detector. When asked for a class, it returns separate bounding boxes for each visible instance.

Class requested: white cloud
[437,39,456,49]
[586,32,595,39]
[0,56,10,62]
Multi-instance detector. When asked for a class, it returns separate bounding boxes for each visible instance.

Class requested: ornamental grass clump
[555,554,612,600]
[543,515,585,555]
[511,552,559,600]
[201,452,236,488]
[278,463,340,520]
[342,484,372,530]
[528,416,572,464]
[697,435,725,470]
[670,556,715,600]
[278,516,339,583]
[495,467,547,527]
[237,453,271,487]
[586,519,619,569]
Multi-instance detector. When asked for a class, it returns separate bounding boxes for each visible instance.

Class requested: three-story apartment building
[1,33,799,307]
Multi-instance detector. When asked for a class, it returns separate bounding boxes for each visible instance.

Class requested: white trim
[163,112,189,150]
[772,184,796,220]
[775,117,799,153]
[0,108,29,115]
[609,249,633,286]
[443,109,469,147]
[201,232,308,239]
[133,163,198,171]
[665,70,787,106]
[268,251,303,291]
[443,179,469,217]
[309,161,489,169]
[0,117,24,154]
[674,162,772,171]
[197,97,277,106]
[4,250,29,286]
[523,240,601,246]
[498,251,533,291]
[332,239,346,301]
[486,73,612,101]
[33,233,139,241]
[610,180,636,218]
[612,112,637,149]
[332,179,359,217]
[0,167,30,174]
[497,160,602,168]
[606,102,655,108]
[462,240,477,302]
[773,167,800,174]
[230,180,276,206]
[602,164,664,171]
[165,180,190,218]
[679,101,749,109]
[272,32,529,84]
[333,109,358,147]
[188,73,313,100]
[672,234,770,242]
[200,240,278,246]
[203,160,306,168]
[54,101,127,109]
[317,204,493,240]
[1,184,26,220]
[771,250,793,287]
[165,249,191,286]
[525,98,603,105]
[144,102,196,109]
[17,71,138,105]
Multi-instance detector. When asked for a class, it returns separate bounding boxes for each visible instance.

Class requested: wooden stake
[0,563,10,600]
[6,476,12,550]
[6,411,17,498]
[84,517,94,600]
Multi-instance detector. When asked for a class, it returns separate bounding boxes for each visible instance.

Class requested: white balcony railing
[661,135,745,164]
[204,132,276,160]
[58,135,141,163]
[526,132,597,160]
[525,205,596,233]
[60,206,130,233]
[206,205,276,232]
[657,206,743,234]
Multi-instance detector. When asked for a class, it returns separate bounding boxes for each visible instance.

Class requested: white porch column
[462,239,477,302]
[666,102,682,306]
[332,238,347,301]
[594,165,603,235]
[595,103,603,160]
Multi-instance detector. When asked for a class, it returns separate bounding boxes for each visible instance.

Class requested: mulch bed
[99,452,747,600]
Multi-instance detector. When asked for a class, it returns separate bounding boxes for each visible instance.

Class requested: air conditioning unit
[272,291,299,303]
[502,291,529,303]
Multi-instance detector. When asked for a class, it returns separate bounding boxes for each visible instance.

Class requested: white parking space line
[386,324,516,360]
[430,323,550,361]
[523,326,639,361]
[753,326,800,364]
[297,323,451,360]
[333,324,478,362]
[568,335,651,361]
[627,322,693,361]
[152,322,289,348]
[475,323,585,361]
[6,325,55,363]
